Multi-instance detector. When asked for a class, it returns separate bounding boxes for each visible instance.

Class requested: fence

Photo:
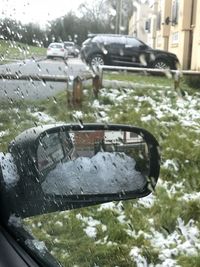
[0,66,200,106]
[0,73,100,108]
[97,65,200,94]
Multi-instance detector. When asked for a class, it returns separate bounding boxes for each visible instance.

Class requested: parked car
[47,42,68,59]
[64,41,79,57]
[81,34,179,69]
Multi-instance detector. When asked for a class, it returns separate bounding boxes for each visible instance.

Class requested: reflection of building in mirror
[104,131,143,144]
[41,152,147,196]
[67,130,149,176]
[37,132,74,173]
[72,130,104,157]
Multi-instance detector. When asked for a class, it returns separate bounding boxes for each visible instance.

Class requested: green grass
[0,40,46,64]
[0,100,40,151]
[1,74,200,266]
[103,72,173,86]
[177,255,200,267]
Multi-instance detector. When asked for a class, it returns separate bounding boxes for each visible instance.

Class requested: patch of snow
[84,226,97,238]
[55,221,63,227]
[138,193,155,208]
[25,239,47,255]
[92,99,101,109]
[76,214,101,239]
[97,202,116,211]
[0,152,20,189]
[162,159,179,172]
[95,236,108,245]
[141,114,153,122]
[76,214,101,227]
[149,218,200,262]
[117,214,126,224]
[181,192,200,202]
[72,111,84,120]
[129,247,148,267]
[102,225,107,232]
[31,111,55,123]
[0,130,9,138]
[8,214,22,228]
[156,259,180,267]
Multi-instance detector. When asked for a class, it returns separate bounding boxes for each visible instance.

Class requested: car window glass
[126,37,143,47]
[64,42,74,47]
[0,0,199,267]
[92,35,105,43]
[49,44,63,48]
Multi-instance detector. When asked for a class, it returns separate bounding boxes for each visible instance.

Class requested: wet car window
[0,0,200,267]
[126,37,144,47]
[49,44,63,49]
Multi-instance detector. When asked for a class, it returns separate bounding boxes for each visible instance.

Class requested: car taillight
[61,48,64,51]
[48,48,51,50]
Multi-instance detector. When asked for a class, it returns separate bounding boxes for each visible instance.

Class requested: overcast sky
[0,0,91,27]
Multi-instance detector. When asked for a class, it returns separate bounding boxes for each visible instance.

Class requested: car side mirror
[0,124,160,220]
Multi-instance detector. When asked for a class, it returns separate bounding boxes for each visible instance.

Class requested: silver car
[64,41,79,57]
[47,42,68,59]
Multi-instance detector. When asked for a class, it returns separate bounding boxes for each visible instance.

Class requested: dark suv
[81,34,179,69]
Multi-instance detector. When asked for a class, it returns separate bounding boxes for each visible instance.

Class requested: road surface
[0,57,92,100]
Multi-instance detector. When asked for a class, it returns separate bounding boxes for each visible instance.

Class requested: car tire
[152,59,171,69]
[89,54,104,68]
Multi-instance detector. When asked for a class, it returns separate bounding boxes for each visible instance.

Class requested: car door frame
[123,37,150,67]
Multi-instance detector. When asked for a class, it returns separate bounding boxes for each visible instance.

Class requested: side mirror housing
[0,123,160,219]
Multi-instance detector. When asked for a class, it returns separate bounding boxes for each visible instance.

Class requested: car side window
[92,36,104,43]
[126,37,143,48]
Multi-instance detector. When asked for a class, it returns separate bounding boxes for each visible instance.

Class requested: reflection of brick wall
[74,131,104,147]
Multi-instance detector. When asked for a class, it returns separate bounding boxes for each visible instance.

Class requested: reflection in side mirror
[1,124,160,219]
[39,130,149,195]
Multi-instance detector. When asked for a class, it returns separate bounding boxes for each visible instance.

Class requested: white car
[47,42,68,59]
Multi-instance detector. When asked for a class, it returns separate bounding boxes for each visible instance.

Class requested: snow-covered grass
[1,74,200,266]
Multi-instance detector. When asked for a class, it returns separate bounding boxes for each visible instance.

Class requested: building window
[145,19,151,33]
[157,11,161,30]
[172,0,179,25]
[157,35,162,46]
[172,32,179,44]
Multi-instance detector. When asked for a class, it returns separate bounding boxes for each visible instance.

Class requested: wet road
[0,57,91,100]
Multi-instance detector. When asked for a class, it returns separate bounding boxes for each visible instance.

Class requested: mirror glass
[37,130,150,196]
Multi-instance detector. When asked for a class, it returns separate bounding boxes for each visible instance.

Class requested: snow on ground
[0,129,9,138]
[149,218,200,265]
[31,110,56,123]
[1,81,200,266]
[89,84,200,266]
[0,152,20,189]
[76,214,102,239]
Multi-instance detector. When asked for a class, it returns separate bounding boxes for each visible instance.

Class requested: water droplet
[37,63,41,72]
[41,79,46,87]
[53,97,57,104]
[78,119,84,129]
[80,187,84,194]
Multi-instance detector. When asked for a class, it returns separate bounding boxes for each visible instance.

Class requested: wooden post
[92,75,102,98]
[174,71,181,91]
[174,71,185,97]
[67,79,73,108]
[72,76,83,108]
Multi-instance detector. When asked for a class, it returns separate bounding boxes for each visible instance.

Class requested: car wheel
[90,54,104,67]
[153,59,170,69]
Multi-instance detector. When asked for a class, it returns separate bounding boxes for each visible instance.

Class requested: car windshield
[50,43,63,48]
[64,42,74,46]
[0,0,200,267]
